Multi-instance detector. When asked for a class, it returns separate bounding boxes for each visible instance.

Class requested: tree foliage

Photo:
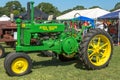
[73,5,86,10]
[89,6,102,9]
[36,2,61,16]
[0,1,25,16]
[61,5,86,15]
[0,7,4,16]
[115,2,120,10]
[0,1,120,17]
[61,9,72,15]
[110,2,120,11]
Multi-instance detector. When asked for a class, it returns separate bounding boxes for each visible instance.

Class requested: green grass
[0,46,120,80]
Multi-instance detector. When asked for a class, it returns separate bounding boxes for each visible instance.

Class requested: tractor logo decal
[39,26,57,31]
[21,23,26,28]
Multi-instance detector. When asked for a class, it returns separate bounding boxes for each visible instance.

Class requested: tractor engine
[30,32,60,45]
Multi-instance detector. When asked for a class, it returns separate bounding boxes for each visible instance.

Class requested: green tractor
[4,1,113,76]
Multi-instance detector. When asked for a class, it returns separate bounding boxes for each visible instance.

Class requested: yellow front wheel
[4,53,32,76]
[80,29,113,69]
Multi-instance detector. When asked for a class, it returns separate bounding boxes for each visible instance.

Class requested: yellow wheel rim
[88,34,111,66]
[11,58,29,74]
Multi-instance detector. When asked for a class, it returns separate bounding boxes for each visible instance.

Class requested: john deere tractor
[4,1,113,76]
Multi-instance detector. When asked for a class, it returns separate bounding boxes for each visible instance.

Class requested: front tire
[4,53,32,76]
[80,28,113,69]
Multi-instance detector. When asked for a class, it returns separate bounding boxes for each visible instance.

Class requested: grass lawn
[0,46,120,80]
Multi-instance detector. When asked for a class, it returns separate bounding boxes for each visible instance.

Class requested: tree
[36,2,61,16]
[13,10,20,16]
[61,5,86,15]
[0,7,4,16]
[0,7,10,16]
[115,2,120,10]
[5,1,21,10]
[110,2,120,11]
[4,1,26,16]
[73,5,86,10]
[89,6,102,9]
[61,9,72,14]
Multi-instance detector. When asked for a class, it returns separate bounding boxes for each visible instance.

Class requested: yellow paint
[40,26,57,31]
[11,58,28,74]
[21,23,26,28]
[88,34,111,66]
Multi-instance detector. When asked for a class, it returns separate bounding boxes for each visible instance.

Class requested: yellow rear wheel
[80,29,113,69]
[88,34,111,66]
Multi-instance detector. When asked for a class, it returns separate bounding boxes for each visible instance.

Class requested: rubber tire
[59,54,75,62]
[4,53,16,70]
[80,28,113,70]
[4,53,32,76]
[0,45,5,58]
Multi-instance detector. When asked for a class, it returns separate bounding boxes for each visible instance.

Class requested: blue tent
[73,16,95,28]
[75,16,94,21]
[98,10,120,19]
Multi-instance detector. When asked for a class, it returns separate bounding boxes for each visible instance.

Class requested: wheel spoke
[89,42,94,48]
[89,55,94,60]
[100,43,108,49]
[101,54,106,59]
[100,52,104,56]
[88,48,94,52]
[90,41,97,49]
[96,55,100,63]
[89,51,95,59]
[102,48,106,51]
[97,37,101,46]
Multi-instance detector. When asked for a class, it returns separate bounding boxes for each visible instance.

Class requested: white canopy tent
[0,15,10,21]
[57,8,110,20]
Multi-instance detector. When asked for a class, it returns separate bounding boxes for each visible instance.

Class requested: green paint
[16,1,92,56]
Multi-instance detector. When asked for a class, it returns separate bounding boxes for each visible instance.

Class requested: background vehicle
[0,21,16,58]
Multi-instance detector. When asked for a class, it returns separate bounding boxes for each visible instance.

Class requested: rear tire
[4,53,32,76]
[0,45,5,58]
[80,28,113,69]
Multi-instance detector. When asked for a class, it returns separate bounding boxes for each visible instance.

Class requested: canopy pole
[118,12,120,46]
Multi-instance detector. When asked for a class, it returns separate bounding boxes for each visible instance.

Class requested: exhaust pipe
[27,2,34,23]
[27,2,31,20]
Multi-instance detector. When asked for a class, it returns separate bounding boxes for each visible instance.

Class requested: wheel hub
[12,58,29,74]
[94,46,100,54]
[16,61,24,69]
